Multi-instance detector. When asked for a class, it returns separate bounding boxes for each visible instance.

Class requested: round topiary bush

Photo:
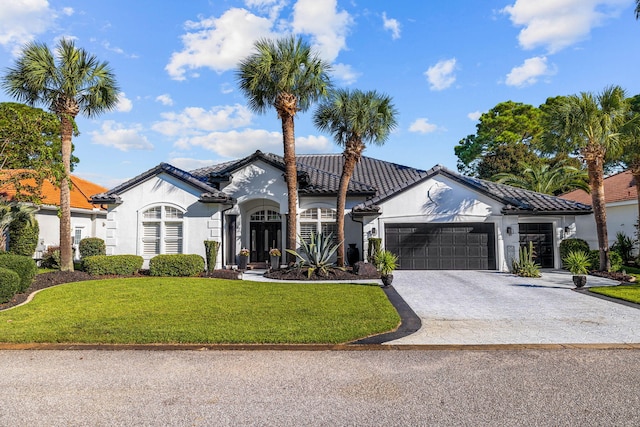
[0,267,20,303]
[0,253,37,292]
[82,255,143,276]
[79,237,106,259]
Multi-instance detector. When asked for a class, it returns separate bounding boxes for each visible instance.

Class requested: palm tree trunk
[336,156,358,267]
[586,157,610,271]
[59,115,74,272]
[281,113,298,264]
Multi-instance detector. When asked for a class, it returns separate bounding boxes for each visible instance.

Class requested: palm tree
[636,0,640,19]
[2,39,119,271]
[0,199,38,251]
[545,85,630,271]
[314,89,398,267]
[492,162,590,195]
[237,36,331,262]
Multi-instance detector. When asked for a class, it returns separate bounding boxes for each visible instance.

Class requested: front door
[250,222,281,262]
[519,223,554,268]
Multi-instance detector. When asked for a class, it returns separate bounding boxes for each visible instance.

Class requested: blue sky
[0,0,638,189]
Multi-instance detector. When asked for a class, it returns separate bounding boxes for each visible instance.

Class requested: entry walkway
[387,270,640,345]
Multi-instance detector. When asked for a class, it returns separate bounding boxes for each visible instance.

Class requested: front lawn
[589,283,640,304]
[0,277,399,344]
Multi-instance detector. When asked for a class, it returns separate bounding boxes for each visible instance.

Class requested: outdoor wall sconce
[370,227,377,237]
[564,226,570,233]
[506,226,513,235]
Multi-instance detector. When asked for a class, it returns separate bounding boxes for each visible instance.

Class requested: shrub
[511,242,540,278]
[609,251,623,273]
[79,238,106,259]
[286,232,341,278]
[0,253,37,292]
[563,250,590,275]
[373,249,398,275]
[203,240,220,273]
[367,237,382,263]
[83,255,143,276]
[610,232,635,265]
[149,254,205,277]
[0,267,20,303]
[559,238,590,267]
[41,246,60,269]
[7,216,39,256]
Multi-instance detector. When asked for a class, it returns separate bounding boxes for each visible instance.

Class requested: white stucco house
[1,171,108,258]
[90,151,592,271]
[562,170,638,250]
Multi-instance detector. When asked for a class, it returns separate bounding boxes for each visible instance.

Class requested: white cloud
[330,63,361,85]
[0,0,56,52]
[220,82,234,94]
[295,135,332,152]
[467,111,482,121]
[502,0,628,54]
[91,121,153,151]
[62,7,74,16]
[505,56,556,87]
[156,94,174,106]
[166,8,276,80]
[115,92,133,112]
[152,104,253,136]
[292,0,353,62]
[409,118,438,134]
[382,12,401,40]
[425,58,457,91]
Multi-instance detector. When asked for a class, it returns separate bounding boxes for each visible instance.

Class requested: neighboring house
[561,170,637,250]
[0,171,108,258]
[90,150,592,271]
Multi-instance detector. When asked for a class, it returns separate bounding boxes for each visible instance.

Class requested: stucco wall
[574,201,637,250]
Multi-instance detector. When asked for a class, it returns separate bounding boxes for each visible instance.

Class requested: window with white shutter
[299,208,337,244]
[140,205,184,256]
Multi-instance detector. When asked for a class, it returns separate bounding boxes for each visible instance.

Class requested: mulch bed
[589,270,636,283]
[264,266,380,281]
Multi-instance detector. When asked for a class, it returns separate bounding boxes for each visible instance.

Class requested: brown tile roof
[561,170,636,205]
[0,170,108,210]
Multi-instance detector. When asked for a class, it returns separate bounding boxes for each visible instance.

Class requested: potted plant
[238,247,249,270]
[374,249,398,287]
[563,250,590,288]
[269,248,281,270]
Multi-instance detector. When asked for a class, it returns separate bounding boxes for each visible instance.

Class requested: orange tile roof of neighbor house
[0,170,107,211]
[561,170,637,205]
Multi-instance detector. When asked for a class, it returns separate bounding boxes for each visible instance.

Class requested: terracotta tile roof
[561,170,636,205]
[0,170,108,210]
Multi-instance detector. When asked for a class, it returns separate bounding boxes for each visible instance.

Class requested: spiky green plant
[286,232,342,277]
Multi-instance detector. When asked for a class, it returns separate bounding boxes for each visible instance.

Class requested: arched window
[140,205,184,256]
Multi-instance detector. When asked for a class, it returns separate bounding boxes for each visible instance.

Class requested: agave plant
[285,232,342,277]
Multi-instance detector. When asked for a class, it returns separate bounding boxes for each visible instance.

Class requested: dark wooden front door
[519,223,554,268]
[250,222,281,262]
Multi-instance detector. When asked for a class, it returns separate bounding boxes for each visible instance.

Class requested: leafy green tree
[237,36,331,261]
[476,143,541,181]
[0,200,37,251]
[545,86,630,271]
[2,39,119,271]
[314,89,398,267]
[492,162,590,195]
[454,101,543,177]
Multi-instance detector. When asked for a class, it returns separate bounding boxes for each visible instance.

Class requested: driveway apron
[387,270,640,345]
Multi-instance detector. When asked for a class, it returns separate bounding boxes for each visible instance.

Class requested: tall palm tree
[492,162,590,195]
[237,36,331,262]
[0,199,37,251]
[545,85,629,271]
[2,39,119,271]
[314,89,398,267]
[636,0,640,19]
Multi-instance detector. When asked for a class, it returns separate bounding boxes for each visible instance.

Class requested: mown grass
[0,277,399,344]
[589,283,640,304]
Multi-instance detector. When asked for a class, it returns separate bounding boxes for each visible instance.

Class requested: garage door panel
[386,223,496,270]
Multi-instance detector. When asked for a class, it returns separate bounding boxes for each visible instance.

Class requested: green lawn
[589,283,640,304]
[0,277,399,344]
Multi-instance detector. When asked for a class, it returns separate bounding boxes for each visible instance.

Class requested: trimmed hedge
[0,267,20,303]
[149,254,205,277]
[83,255,143,276]
[560,238,590,267]
[79,238,106,259]
[0,253,37,292]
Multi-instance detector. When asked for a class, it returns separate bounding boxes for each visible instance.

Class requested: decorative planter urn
[238,255,248,270]
[381,274,393,287]
[572,275,587,288]
[347,243,360,266]
[270,256,280,270]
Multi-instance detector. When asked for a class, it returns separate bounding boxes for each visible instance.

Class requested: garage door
[385,223,496,270]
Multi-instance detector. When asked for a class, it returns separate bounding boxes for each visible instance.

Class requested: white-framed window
[299,208,337,243]
[72,227,83,245]
[140,205,184,256]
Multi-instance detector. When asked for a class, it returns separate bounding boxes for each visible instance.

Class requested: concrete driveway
[387,270,640,345]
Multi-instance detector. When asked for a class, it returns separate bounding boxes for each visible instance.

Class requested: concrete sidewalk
[386,270,640,345]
